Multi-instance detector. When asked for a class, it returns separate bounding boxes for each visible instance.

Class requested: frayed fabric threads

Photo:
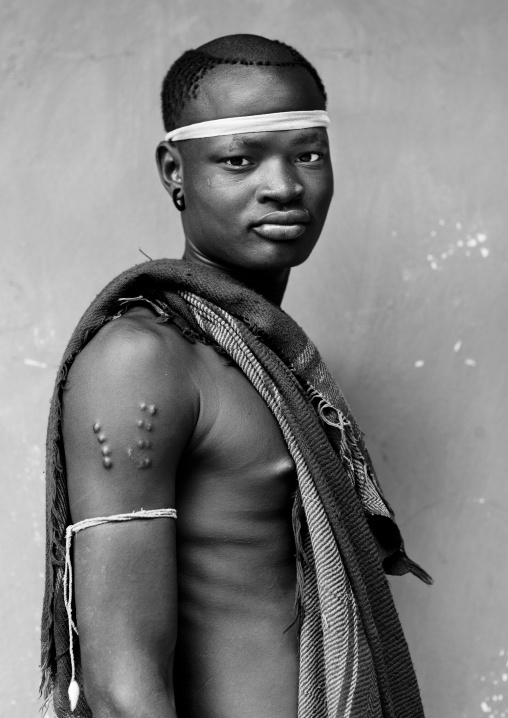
[63,509,177,712]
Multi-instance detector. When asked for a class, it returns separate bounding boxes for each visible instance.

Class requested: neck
[182,245,290,306]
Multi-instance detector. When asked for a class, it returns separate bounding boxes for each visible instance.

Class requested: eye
[297,152,322,163]
[224,156,252,167]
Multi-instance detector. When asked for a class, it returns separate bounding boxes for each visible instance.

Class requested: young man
[41,35,430,718]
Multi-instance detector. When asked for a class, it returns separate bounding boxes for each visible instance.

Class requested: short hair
[161,34,327,133]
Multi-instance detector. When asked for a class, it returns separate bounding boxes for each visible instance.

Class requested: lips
[252,210,310,241]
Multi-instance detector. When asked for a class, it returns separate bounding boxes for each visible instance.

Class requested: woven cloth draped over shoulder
[41,258,431,718]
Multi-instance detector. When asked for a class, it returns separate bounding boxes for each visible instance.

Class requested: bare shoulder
[67,304,199,391]
[63,306,200,522]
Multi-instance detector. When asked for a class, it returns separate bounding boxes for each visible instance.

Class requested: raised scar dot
[140,402,147,411]
[93,422,101,433]
[102,446,111,457]
[148,405,156,415]
[145,422,153,431]
[139,457,152,469]
[137,419,144,428]
[97,433,107,443]
[103,457,113,469]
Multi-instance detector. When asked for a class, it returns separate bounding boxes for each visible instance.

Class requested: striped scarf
[41,259,431,717]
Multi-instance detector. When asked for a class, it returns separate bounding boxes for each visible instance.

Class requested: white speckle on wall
[424,220,491,270]
[23,358,48,369]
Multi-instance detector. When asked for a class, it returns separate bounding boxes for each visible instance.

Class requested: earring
[172,188,185,212]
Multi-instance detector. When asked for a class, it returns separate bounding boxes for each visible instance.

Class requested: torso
[174,334,299,718]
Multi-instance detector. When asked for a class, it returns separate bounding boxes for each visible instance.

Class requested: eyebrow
[287,130,324,146]
[224,129,326,151]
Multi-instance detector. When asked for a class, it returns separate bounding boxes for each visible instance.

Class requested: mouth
[252,210,310,241]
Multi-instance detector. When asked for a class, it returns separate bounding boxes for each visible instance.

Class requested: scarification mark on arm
[127,402,157,470]
[93,421,113,469]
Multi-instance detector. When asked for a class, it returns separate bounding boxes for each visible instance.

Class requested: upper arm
[62,313,197,712]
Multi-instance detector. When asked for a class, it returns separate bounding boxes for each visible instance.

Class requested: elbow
[84,676,176,718]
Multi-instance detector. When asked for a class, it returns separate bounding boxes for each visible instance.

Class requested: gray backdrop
[1,1,507,716]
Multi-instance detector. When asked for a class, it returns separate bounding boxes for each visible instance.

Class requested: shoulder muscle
[63,309,198,522]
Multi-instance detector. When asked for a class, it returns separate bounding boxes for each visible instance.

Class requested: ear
[155,141,183,197]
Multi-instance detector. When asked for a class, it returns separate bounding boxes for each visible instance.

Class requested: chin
[200,233,319,273]
[250,241,318,271]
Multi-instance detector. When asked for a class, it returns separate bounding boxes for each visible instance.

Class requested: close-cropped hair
[161,34,327,132]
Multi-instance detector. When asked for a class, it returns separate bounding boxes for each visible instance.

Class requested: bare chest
[175,341,296,550]
[173,343,299,718]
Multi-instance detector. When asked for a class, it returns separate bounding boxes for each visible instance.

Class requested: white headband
[164,110,329,142]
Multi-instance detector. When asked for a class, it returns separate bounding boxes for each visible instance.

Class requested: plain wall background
[1,1,507,716]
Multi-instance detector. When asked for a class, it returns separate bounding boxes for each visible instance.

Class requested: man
[41,34,430,718]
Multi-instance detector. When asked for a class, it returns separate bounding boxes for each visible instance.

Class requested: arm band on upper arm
[63,508,177,712]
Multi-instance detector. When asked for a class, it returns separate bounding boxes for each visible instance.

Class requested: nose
[255,158,304,205]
